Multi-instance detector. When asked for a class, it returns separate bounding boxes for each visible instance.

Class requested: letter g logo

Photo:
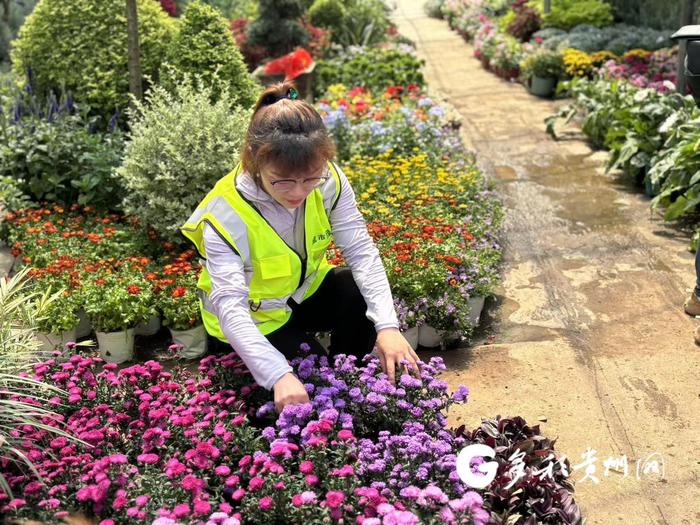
[455,444,498,489]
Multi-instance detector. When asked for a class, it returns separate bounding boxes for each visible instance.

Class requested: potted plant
[157,254,207,359]
[35,291,80,351]
[521,49,564,97]
[82,266,155,363]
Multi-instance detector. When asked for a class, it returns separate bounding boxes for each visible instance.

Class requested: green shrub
[538,0,613,30]
[0,89,125,210]
[0,176,33,213]
[308,0,347,33]
[163,0,259,108]
[0,0,38,64]
[247,0,308,58]
[423,0,444,19]
[11,0,175,117]
[314,46,425,97]
[520,49,564,78]
[341,0,393,47]
[116,76,251,244]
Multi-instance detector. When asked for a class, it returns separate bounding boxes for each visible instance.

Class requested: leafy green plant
[247,0,308,58]
[314,46,425,98]
[0,89,125,210]
[337,0,393,47]
[0,176,33,212]
[535,0,613,30]
[11,0,175,117]
[116,76,251,244]
[35,291,81,336]
[162,0,259,108]
[308,0,347,31]
[650,109,700,221]
[82,266,155,333]
[521,48,564,78]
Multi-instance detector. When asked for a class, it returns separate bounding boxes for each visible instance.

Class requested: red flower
[127,285,141,295]
[95,278,107,286]
[171,286,187,298]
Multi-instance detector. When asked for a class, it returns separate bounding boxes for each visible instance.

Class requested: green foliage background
[11,0,175,116]
[163,0,259,108]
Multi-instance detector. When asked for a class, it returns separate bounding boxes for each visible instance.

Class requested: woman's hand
[273,372,310,413]
[375,328,421,385]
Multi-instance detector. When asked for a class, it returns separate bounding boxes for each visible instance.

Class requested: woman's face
[258,160,328,209]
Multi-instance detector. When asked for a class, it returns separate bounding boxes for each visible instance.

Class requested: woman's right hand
[273,372,310,413]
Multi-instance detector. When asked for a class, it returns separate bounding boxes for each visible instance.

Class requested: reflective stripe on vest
[181,162,342,340]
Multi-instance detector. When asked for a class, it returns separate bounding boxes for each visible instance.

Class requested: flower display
[318,84,465,162]
[335,153,502,334]
[81,258,157,332]
[157,250,203,330]
[2,205,199,334]
[0,346,502,524]
[595,47,678,93]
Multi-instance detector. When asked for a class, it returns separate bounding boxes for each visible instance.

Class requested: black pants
[266,267,377,362]
[208,268,376,363]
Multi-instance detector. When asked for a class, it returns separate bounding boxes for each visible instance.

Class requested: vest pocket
[257,254,293,280]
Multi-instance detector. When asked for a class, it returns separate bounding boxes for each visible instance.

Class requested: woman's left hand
[375,328,421,385]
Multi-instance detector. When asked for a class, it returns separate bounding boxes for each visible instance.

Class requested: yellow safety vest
[181,162,342,340]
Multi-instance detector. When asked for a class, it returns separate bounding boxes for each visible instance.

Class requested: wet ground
[393,2,700,523]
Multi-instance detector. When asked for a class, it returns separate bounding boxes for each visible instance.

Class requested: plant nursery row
[1,0,582,523]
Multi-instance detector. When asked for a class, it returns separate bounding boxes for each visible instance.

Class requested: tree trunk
[543,0,551,14]
[2,0,10,25]
[681,0,695,26]
[126,0,143,107]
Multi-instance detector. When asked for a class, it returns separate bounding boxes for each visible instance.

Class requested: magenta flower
[325,490,346,509]
[299,460,314,474]
[172,503,190,519]
[248,476,265,491]
[215,465,231,476]
[136,453,159,464]
[258,496,274,510]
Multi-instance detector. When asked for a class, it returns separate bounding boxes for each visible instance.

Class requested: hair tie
[287,87,299,100]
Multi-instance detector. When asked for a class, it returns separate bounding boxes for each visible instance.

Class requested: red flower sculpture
[263,48,315,81]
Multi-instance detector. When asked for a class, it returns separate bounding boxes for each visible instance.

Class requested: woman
[182,82,420,412]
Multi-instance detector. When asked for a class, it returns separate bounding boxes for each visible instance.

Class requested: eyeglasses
[268,176,329,192]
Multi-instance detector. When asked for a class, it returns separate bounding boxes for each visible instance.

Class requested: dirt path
[393,2,700,523]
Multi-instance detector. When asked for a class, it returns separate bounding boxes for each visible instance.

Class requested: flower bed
[432,0,677,92]
[1,345,580,524]
[328,153,502,335]
[2,205,201,338]
[317,84,465,162]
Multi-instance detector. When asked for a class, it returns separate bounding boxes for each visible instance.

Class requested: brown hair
[241,81,336,179]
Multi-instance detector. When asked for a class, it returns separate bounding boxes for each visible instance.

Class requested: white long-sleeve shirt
[202,164,399,390]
